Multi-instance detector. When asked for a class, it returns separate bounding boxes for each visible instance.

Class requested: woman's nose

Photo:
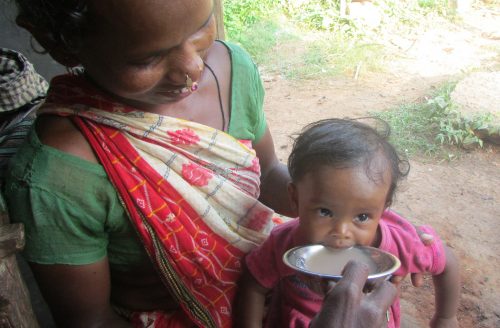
[165,43,204,86]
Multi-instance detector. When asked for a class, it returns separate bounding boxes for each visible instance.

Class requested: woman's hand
[391,227,435,288]
[29,258,132,327]
[253,127,295,217]
[310,261,397,328]
[430,315,458,328]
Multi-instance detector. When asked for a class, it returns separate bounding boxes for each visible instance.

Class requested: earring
[30,36,48,54]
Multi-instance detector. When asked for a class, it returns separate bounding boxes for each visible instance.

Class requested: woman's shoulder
[7,121,107,190]
[217,41,250,57]
[36,115,99,163]
[216,40,259,73]
[216,41,267,141]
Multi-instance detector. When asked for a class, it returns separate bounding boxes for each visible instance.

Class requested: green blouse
[4,41,266,270]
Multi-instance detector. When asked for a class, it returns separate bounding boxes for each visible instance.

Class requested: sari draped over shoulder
[40,75,275,328]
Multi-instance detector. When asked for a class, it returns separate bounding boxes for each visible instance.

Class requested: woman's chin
[115,92,192,111]
[155,89,192,102]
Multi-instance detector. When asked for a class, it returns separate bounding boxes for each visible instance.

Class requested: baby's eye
[355,214,370,223]
[318,208,332,217]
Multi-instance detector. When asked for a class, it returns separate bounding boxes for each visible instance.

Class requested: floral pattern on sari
[40,75,276,328]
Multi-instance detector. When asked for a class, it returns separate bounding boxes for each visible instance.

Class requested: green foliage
[373,82,489,158]
[233,21,282,63]
[281,0,344,31]
[223,0,457,79]
[223,0,284,64]
[435,104,497,148]
[278,35,384,79]
[416,0,451,15]
[223,0,277,40]
[374,102,442,157]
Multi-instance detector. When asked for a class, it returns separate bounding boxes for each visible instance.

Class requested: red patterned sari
[40,75,275,328]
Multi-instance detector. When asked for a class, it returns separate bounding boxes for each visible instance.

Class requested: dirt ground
[262,4,500,328]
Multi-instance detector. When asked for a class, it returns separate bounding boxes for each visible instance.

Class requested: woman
[5,0,428,326]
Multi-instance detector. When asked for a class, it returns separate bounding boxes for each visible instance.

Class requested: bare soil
[262,4,500,327]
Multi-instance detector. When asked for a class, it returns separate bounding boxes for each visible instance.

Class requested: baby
[238,118,460,328]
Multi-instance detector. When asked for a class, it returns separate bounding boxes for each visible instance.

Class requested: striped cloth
[0,48,48,112]
[0,48,48,178]
[41,75,276,327]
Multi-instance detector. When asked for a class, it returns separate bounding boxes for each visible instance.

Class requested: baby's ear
[287,182,299,218]
[16,14,80,67]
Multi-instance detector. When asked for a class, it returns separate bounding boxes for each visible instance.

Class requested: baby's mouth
[326,240,354,249]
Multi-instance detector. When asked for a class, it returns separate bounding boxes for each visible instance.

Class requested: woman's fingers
[367,279,398,312]
[313,261,397,328]
[338,260,370,289]
[411,272,425,287]
[413,226,433,286]
[389,274,404,286]
[310,262,368,327]
[365,280,398,328]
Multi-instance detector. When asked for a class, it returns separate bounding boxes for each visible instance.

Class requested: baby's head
[15,0,216,107]
[287,118,409,248]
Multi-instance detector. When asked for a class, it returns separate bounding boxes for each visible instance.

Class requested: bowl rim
[282,244,401,281]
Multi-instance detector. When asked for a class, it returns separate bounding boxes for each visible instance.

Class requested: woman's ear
[287,182,299,218]
[16,14,81,67]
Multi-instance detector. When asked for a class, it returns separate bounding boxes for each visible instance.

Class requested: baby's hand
[430,315,458,328]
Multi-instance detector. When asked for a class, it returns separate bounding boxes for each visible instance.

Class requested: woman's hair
[15,0,90,53]
[287,118,409,206]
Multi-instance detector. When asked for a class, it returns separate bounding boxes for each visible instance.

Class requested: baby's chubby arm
[235,269,270,328]
[431,245,460,328]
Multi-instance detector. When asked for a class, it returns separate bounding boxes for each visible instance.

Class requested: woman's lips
[156,87,192,100]
[168,87,190,94]
[160,86,190,95]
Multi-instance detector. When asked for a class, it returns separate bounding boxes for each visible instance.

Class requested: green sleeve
[4,128,144,266]
[10,183,108,264]
[222,41,267,142]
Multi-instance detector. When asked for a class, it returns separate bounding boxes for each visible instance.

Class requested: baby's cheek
[358,226,380,247]
[310,230,333,245]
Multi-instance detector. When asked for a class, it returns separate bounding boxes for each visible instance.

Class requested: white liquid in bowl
[283,245,400,281]
[304,247,378,275]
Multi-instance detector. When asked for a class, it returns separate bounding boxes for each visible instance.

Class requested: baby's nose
[331,219,349,236]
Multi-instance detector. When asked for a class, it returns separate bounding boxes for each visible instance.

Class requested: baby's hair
[287,118,409,207]
[15,0,89,53]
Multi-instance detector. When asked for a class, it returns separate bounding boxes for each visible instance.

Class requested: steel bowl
[283,245,401,282]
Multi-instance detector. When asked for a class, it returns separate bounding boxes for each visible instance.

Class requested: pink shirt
[245,211,446,328]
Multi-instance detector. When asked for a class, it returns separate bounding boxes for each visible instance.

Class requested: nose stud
[185,74,198,92]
